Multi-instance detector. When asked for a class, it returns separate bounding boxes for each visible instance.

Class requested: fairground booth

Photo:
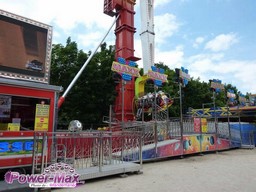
[0,9,62,170]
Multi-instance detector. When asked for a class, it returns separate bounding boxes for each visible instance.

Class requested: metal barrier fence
[32,130,143,176]
[32,118,255,174]
[240,130,255,149]
[118,117,255,160]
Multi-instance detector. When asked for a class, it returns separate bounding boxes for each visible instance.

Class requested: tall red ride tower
[104,0,140,121]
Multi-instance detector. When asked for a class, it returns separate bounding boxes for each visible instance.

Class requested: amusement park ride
[0,0,255,189]
[104,0,172,122]
[104,0,140,121]
[0,0,163,178]
[57,0,171,122]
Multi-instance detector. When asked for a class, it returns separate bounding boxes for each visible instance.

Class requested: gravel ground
[54,149,256,192]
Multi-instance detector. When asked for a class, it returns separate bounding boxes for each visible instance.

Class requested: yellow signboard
[201,118,208,133]
[34,104,50,131]
[147,70,168,82]
[111,61,140,77]
[8,123,20,131]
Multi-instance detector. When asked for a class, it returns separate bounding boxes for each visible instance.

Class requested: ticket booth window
[0,94,50,131]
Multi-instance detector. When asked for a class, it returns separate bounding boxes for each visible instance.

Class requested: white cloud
[155,46,184,69]
[0,0,114,33]
[134,37,184,71]
[154,0,173,7]
[205,33,238,52]
[78,32,105,50]
[193,36,205,48]
[1,0,117,52]
[188,53,256,93]
[189,53,224,63]
[134,39,143,67]
[1,0,255,94]
[0,0,180,52]
[52,30,61,44]
[155,13,180,45]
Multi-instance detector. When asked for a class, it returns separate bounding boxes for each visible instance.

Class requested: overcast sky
[1,0,256,94]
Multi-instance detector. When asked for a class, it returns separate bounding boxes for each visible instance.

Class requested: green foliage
[50,38,116,128]
[146,63,234,117]
[50,37,241,127]
[183,78,213,110]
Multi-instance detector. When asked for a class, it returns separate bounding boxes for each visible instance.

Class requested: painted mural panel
[183,135,201,154]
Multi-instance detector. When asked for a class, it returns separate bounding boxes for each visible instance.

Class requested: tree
[145,64,234,117]
[50,38,116,129]
[183,78,213,111]
[50,37,243,126]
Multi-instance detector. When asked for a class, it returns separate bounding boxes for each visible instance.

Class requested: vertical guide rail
[32,132,38,175]
[99,132,104,172]
[154,85,158,158]
[58,14,120,108]
[179,82,184,156]
[109,105,112,129]
[31,132,47,175]
[249,131,255,149]
[199,117,202,154]
[109,131,113,164]
[72,132,76,166]
[238,107,243,147]
[32,132,41,192]
[121,131,124,163]
[121,80,126,126]
[213,91,218,152]
[227,104,232,148]
[139,128,143,166]
[40,132,47,172]
[166,108,170,137]
[154,122,158,158]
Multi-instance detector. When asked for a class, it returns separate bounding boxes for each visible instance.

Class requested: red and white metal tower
[104,0,140,121]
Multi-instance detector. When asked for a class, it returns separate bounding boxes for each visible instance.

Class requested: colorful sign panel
[227,89,236,106]
[175,67,190,86]
[147,66,168,86]
[34,104,50,131]
[111,57,140,81]
[111,62,140,77]
[227,91,236,98]
[179,67,190,81]
[210,79,224,93]
[239,94,247,105]
[194,118,201,133]
[201,118,208,133]
[194,118,207,133]
[249,94,256,106]
[0,139,42,156]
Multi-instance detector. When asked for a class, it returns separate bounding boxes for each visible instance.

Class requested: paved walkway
[54,148,256,192]
[1,149,255,192]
